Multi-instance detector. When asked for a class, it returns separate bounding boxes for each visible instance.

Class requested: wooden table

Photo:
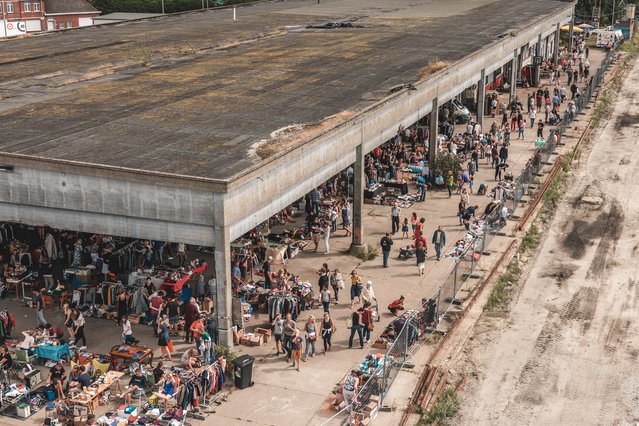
[110,344,154,370]
[69,371,124,413]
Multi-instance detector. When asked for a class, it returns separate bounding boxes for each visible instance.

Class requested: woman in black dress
[116,289,128,326]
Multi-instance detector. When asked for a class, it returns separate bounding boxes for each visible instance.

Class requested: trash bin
[234,354,255,389]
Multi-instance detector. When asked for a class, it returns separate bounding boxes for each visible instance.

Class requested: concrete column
[477,69,486,128]
[350,143,366,252]
[428,98,438,176]
[509,49,518,105]
[212,194,232,347]
[544,35,549,59]
[553,23,560,64]
[568,15,574,53]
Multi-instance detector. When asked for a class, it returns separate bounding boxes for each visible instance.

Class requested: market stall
[109,344,154,371]
[68,371,124,414]
[35,343,71,362]
[160,261,208,293]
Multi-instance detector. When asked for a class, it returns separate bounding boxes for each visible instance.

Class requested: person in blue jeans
[380,233,393,268]
[348,309,364,349]
[283,314,297,361]
[431,225,447,261]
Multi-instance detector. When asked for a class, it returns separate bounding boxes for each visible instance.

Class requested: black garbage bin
[234,354,255,389]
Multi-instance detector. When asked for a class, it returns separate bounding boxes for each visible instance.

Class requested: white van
[596,30,622,48]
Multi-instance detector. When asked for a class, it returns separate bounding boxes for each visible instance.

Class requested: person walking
[416,242,426,275]
[349,270,362,308]
[401,218,410,239]
[348,308,364,349]
[361,281,376,306]
[33,289,47,328]
[529,108,536,128]
[320,286,331,313]
[72,308,86,348]
[322,221,331,255]
[303,316,317,361]
[341,199,352,237]
[272,314,284,355]
[63,303,75,342]
[157,317,172,361]
[283,313,297,362]
[291,329,303,371]
[330,268,343,304]
[361,303,373,343]
[537,121,545,139]
[391,202,401,234]
[321,312,335,354]
[446,171,454,198]
[116,288,128,326]
[380,233,393,268]
[432,225,446,261]
[183,297,200,343]
[499,144,509,165]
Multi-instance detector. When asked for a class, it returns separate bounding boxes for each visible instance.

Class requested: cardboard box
[372,342,389,350]
[248,334,263,346]
[239,336,251,346]
[254,328,272,343]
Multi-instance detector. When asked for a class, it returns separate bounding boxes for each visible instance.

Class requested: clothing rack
[111,240,140,257]
[267,293,300,322]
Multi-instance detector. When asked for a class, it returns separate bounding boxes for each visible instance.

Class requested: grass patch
[358,245,379,261]
[419,388,459,426]
[420,58,449,79]
[519,224,540,253]
[486,259,522,310]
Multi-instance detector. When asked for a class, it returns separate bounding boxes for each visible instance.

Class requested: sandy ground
[453,55,639,425]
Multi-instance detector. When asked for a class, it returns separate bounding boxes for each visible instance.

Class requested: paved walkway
[203,48,607,426]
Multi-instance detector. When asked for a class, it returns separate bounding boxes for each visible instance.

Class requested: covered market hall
[0,0,576,347]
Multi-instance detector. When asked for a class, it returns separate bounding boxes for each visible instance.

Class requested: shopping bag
[167,339,174,353]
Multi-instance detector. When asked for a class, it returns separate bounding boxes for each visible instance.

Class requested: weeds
[129,44,153,66]
[419,388,459,425]
[519,224,540,253]
[358,245,379,261]
[214,345,237,375]
[486,258,522,310]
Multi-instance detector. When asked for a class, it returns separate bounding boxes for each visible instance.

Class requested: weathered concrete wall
[225,5,573,240]
[0,167,216,244]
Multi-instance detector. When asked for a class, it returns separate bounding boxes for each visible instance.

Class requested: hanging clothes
[44,234,58,261]
[71,242,83,269]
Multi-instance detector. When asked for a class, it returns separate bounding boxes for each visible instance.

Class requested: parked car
[449,99,471,124]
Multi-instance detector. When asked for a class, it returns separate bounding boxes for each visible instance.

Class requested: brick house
[44,0,100,31]
[1,0,99,36]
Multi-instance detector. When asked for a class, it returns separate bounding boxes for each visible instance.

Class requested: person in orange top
[189,314,205,353]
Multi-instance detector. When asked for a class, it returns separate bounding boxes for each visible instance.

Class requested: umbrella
[561,25,584,32]
[578,24,595,30]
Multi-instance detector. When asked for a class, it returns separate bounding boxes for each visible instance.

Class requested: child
[401,218,409,239]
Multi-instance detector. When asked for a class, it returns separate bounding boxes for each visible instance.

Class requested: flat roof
[0,0,569,182]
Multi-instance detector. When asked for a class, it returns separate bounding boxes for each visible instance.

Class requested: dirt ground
[453,55,639,425]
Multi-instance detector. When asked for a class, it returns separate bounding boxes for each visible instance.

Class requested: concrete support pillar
[553,23,560,64]
[477,69,486,128]
[536,34,542,57]
[509,49,518,105]
[213,225,233,347]
[544,35,550,59]
[428,98,438,176]
[350,143,366,253]
[568,15,574,53]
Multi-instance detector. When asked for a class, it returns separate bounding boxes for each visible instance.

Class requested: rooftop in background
[44,0,99,14]
[93,12,166,24]
[0,0,569,183]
